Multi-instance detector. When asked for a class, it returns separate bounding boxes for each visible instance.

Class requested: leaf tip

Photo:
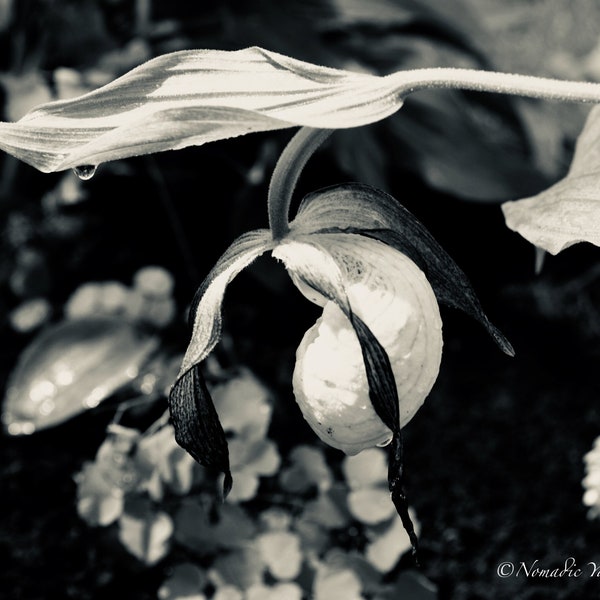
[490,326,515,357]
[221,470,233,501]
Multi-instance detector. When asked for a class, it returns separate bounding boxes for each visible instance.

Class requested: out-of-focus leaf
[135,424,198,499]
[342,448,388,489]
[279,444,333,494]
[226,437,280,502]
[224,470,259,503]
[386,89,550,200]
[212,585,244,600]
[325,0,486,62]
[64,268,177,330]
[209,547,264,590]
[174,500,257,555]
[2,317,159,435]
[294,517,329,556]
[74,462,124,527]
[257,530,303,581]
[322,549,382,596]
[326,0,416,28]
[8,298,52,333]
[0,0,12,32]
[300,491,350,529]
[157,563,207,600]
[313,562,363,600]
[1,71,53,121]
[246,582,303,600]
[374,570,438,600]
[95,425,142,491]
[233,437,280,476]
[211,504,258,549]
[366,512,420,573]
[212,370,273,441]
[502,103,600,254]
[118,499,174,565]
[173,500,220,556]
[342,449,395,525]
[347,488,396,525]
[259,508,293,532]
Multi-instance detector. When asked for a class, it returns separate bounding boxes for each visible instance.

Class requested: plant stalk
[267,67,600,240]
[389,67,600,104]
[267,127,333,240]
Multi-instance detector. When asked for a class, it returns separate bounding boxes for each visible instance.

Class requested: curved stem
[266,67,600,239]
[268,127,333,240]
[389,67,600,104]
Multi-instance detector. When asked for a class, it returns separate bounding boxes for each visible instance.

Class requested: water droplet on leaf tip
[73,165,97,180]
[376,436,393,448]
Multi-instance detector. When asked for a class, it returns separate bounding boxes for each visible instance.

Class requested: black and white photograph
[1,1,600,598]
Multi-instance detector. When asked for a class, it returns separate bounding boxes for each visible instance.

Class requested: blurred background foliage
[2,1,600,599]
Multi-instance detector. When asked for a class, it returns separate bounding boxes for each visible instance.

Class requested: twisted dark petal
[169,229,271,500]
[293,182,514,356]
[388,433,420,566]
[346,311,419,563]
[348,313,399,431]
[169,364,232,499]
[354,227,514,357]
[274,238,420,557]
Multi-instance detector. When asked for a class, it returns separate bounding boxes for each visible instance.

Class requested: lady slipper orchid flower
[290,234,443,456]
[168,129,513,554]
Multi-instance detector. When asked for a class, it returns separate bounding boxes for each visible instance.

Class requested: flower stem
[267,68,600,240]
[390,67,600,104]
[268,127,333,240]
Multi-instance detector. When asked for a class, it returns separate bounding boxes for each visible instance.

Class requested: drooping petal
[275,233,428,557]
[0,47,409,173]
[169,229,273,495]
[273,233,443,455]
[290,183,513,356]
[180,229,273,375]
[169,364,232,498]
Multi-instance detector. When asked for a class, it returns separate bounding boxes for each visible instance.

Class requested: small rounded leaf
[347,487,396,525]
[257,530,303,581]
[118,501,174,565]
[342,448,388,490]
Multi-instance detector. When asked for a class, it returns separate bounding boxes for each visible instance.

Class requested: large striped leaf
[4,45,598,175]
[0,46,409,173]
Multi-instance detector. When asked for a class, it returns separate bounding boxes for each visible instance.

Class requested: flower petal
[274,234,427,557]
[169,364,232,498]
[169,229,272,496]
[181,229,273,375]
[0,47,408,173]
[290,183,514,356]
[273,234,443,452]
